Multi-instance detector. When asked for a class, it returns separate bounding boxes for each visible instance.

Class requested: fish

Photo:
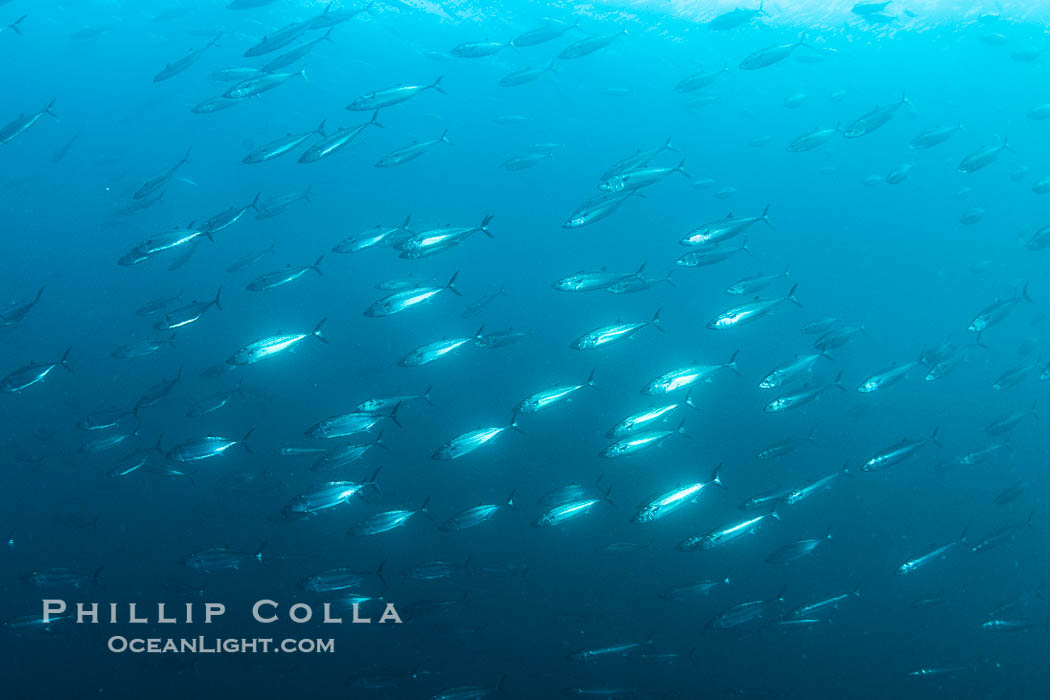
[310,435,386,472]
[0,99,57,146]
[299,112,382,163]
[788,585,860,617]
[346,76,446,111]
[676,237,751,267]
[984,402,1038,436]
[153,33,221,82]
[709,3,767,30]
[348,498,431,536]
[133,148,190,200]
[333,215,414,253]
[375,130,450,167]
[398,216,495,258]
[597,158,690,193]
[498,60,558,87]
[227,319,328,365]
[450,40,507,58]
[739,37,810,70]
[226,243,276,272]
[261,29,334,74]
[759,353,823,389]
[571,310,662,349]
[863,428,940,471]
[968,283,1033,332]
[243,7,328,57]
[674,64,729,92]
[661,577,731,601]
[856,358,924,393]
[25,566,103,590]
[246,256,324,292]
[787,125,840,152]
[433,415,521,460]
[223,67,307,99]
[153,287,222,331]
[534,487,613,527]
[633,464,724,523]
[842,93,909,138]
[563,191,640,228]
[306,406,400,439]
[897,527,968,575]
[243,121,327,164]
[187,385,244,418]
[909,124,962,150]
[440,493,517,532]
[461,285,506,318]
[399,330,484,367]
[958,138,1012,173]
[167,429,253,462]
[607,395,695,438]
[283,470,382,517]
[511,19,578,47]
[201,193,260,234]
[600,419,686,458]
[183,543,266,572]
[110,335,176,360]
[554,264,648,292]
[255,187,313,219]
[763,372,846,412]
[136,368,184,414]
[677,509,780,551]
[0,286,44,326]
[707,590,786,630]
[0,347,72,393]
[784,464,851,504]
[364,273,461,316]
[299,562,385,591]
[708,284,800,329]
[558,30,627,60]
[767,532,834,564]
[516,369,597,413]
[643,350,739,395]
[680,205,772,246]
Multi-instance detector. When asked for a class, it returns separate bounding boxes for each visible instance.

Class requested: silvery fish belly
[306,412,382,439]
[283,481,365,515]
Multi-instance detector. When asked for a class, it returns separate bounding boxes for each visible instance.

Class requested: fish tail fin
[1022,281,1033,303]
[59,346,73,372]
[831,370,847,391]
[241,428,255,452]
[675,157,690,178]
[710,462,726,489]
[726,348,741,374]
[401,213,412,229]
[316,118,327,137]
[312,317,328,344]
[685,389,698,410]
[42,97,57,118]
[249,192,261,210]
[439,128,451,144]
[422,385,434,405]
[372,431,388,451]
[298,67,309,82]
[367,466,384,497]
[586,367,597,389]
[253,541,267,562]
[446,270,462,296]
[761,203,775,229]
[740,235,753,256]
[386,401,403,428]
[322,28,335,42]
[662,136,677,153]
[474,324,487,340]
[312,254,324,276]
[841,461,855,478]
[676,418,689,438]
[651,307,664,330]
[430,75,446,94]
[509,410,525,434]
[505,490,518,510]
[786,283,801,307]
[213,286,223,312]
[480,214,495,236]
[602,485,616,507]
[420,496,432,513]
[929,426,942,447]
[369,110,384,128]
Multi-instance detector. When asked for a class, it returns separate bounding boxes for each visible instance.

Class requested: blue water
[1,1,1048,698]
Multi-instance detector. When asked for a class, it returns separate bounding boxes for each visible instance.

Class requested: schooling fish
[346,76,445,111]
[227,319,328,365]
[571,310,661,349]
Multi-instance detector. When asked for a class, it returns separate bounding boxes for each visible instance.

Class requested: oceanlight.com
[107,636,336,654]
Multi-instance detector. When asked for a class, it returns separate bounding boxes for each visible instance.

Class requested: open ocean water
[0,1,1048,698]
